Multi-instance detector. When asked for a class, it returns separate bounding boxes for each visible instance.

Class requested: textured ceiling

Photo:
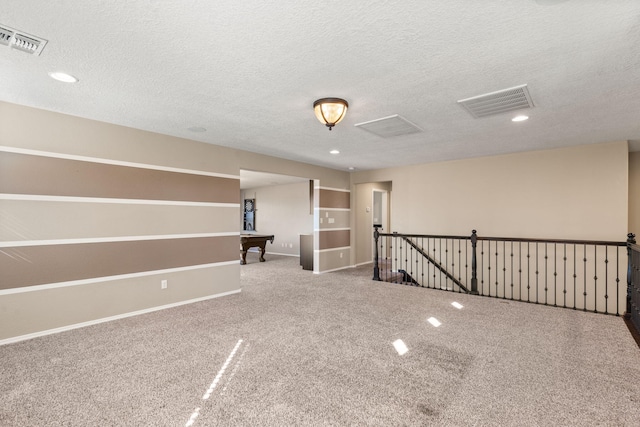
[240,170,307,190]
[1,0,640,172]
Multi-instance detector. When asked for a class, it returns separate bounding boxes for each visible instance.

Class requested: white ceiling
[1,1,640,172]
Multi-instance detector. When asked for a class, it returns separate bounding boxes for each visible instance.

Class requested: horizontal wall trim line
[314,207,351,212]
[0,145,240,179]
[1,232,240,248]
[0,288,241,346]
[0,194,240,207]
[315,227,351,232]
[0,261,239,296]
[314,186,350,192]
[315,246,351,253]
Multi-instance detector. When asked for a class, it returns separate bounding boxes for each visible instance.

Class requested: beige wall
[0,101,350,342]
[352,141,629,242]
[629,151,640,238]
[241,182,313,256]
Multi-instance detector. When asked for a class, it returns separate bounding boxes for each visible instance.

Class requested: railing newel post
[373,225,382,281]
[626,233,636,319]
[471,229,479,295]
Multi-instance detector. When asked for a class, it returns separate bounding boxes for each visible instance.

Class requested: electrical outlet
[289,243,293,248]
[161,279,167,289]
[328,218,335,223]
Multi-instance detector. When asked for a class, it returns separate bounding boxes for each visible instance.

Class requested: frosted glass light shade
[313,98,348,130]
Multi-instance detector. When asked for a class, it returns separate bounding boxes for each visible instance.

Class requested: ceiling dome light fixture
[313,98,348,130]
[512,115,529,122]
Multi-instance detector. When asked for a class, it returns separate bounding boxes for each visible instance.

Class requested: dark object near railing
[625,234,640,337]
[373,227,634,317]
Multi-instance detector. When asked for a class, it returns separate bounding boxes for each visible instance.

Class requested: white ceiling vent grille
[0,24,47,56]
[354,114,423,138]
[457,84,534,118]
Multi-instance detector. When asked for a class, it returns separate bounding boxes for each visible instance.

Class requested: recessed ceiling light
[330,149,340,155]
[48,72,78,83]
[188,126,207,132]
[348,167,355,171]
[512,115,529,122]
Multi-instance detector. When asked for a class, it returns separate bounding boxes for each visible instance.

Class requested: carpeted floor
[1,255,639,426]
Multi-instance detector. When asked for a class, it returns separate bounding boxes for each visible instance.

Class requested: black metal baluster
[487,240,492,296]
[404,238,409,286]
[481,240,486,295]
[535,242,539,304]
[544,243,548,305]
[458,239,462,293]
[551,244,556,306]
[553,243,557,307]
[385,236,390,282]
[510,241,514,300]
[563,244,567,308]
[409,238,414,286]
[604,245,609,315]
[414,238,419,287]
[438,238,442,290]
[519,241,523,302]
[616,246,620,316]
[573,244,578,310]
[495,242,499,298]
[445,238,449,290]
[583,244,587,311]
[420,237,425,287]
[388,236,392,281]
[502,240,507,299]
[433,238,442,289]
[527,242,531,303]
[427,239,436,288]
[593,245,598,313]
[396,237,400,284]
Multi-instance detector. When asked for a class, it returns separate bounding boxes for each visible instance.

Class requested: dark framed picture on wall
[243,198,255,231]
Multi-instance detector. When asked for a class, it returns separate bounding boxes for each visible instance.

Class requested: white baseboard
[0,289,241,346]
[314,264,357,274]
[265,251,299,257]
[354,261,374,267]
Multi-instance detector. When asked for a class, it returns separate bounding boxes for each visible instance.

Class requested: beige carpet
[1,255,639,426]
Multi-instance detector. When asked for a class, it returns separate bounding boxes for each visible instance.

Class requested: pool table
[240,234,275,264]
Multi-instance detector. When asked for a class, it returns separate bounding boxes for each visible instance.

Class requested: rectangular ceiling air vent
[0,24,47,56]
[457,84,534,118]
[354,114,423,138]
[0,26,13,46]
